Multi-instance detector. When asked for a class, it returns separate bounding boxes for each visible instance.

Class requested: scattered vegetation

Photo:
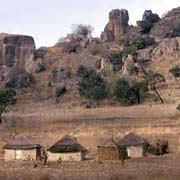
[78,66,107,100]
[169,65,180,77]
[123,36,146,57]
[0,89,16,123]
[56,86,66,97]
[108,52,123,65]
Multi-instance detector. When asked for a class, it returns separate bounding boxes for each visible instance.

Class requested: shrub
[177,104,180,112]
[123,36,146,57]
[78,66,106,100]
[169,65,180,77]
[108,52,123,65]
[56,86,66,97]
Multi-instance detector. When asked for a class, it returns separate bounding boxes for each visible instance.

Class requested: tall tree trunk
[154,88,164,103]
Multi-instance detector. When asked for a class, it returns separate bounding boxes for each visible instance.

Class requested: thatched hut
[47,135,87,161]
[97,139,120,161]
[117,133,148,158]
[4,136,41,161]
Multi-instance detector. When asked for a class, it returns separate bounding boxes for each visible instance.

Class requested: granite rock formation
[101,9,129,41]
[0,33,35,68]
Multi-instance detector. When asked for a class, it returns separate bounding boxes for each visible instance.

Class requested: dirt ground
[1,102,180,179]
[1,154,180,180]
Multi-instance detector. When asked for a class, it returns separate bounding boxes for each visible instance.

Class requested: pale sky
[0,0,179,47]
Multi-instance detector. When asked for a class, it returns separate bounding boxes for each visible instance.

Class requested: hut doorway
[15,150,22,160]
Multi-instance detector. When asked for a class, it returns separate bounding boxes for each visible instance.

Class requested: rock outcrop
[2,67,31,88]
[0,33,35,67]
[137,10,160,33]
[150,7,180,38]
[101,9,129,41]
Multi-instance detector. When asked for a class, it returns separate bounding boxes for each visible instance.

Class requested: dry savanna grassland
[1,101,180,180]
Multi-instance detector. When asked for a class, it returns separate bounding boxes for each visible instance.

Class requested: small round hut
[4,136,41,161]
[47,135,87,161]
[117,133,148,158]
[97,139,119,161]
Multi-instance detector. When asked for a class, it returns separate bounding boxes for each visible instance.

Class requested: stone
[50,68,71,85]
[101,9,129,41]
[26,58,45,73]
[137,47,153,63]
[150,7,180,38]
[3,67,31,88]
[0,33,35,67]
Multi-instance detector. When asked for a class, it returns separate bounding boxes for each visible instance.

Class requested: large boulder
[150,7,180,38]
[3,67,31,88]
[101,9,129,41]
[0,33,35,67]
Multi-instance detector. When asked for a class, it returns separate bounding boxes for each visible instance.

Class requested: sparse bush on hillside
[56,86,66,97]
[169,65,180,77]
[123,36,146,57]
[176,104,180,112]
[78,66,106,100]
[108,52,123,65]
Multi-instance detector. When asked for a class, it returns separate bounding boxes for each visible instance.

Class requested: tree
[130,81,148,104]
[78,66,106,100]
[0,89,16,123]
[114,78,148,105]
[114,78,132,105]
[144,71,165,103]
[71,24,94,40]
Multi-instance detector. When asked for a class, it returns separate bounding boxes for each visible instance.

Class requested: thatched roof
[98,139,118,148]
[4,136,41,150]
[47,135,87,153]
[117,133,148,147]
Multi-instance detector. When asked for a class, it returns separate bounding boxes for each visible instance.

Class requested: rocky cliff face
[150,7,180,38]
[101,9,129,41]
[0,33,35,68]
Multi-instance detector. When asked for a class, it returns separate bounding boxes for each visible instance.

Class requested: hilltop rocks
[137,10,160,33]
[0,34,35,67]
[101,9,129,41]
[2,67,31,88]
[150,7,180,38]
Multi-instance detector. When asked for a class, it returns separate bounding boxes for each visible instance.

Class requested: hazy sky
[0,0,179,47]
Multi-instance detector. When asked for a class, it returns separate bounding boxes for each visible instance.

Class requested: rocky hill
[1,7,180,106]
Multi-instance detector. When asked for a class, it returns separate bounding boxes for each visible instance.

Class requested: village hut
[117,133,148,158]
[47,135,87,161]
[97,138,120,161]
[4,136,41,161]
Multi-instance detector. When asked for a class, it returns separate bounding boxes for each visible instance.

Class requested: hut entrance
[15,150,22,160]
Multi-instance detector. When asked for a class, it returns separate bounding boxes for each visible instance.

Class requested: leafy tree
[114,78,148,105]
[114,78,131,105]
[78,66,106,100]
[0,89,16,123]
[130,81,148,104]
[144,71,165,103]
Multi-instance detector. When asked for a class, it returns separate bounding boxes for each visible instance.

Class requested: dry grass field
[1,102,180,179]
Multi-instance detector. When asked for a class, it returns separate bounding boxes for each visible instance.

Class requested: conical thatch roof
[117,133,148,147]
[98,138,118,148]
[47,135,87,153]
[4,136,41,150]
